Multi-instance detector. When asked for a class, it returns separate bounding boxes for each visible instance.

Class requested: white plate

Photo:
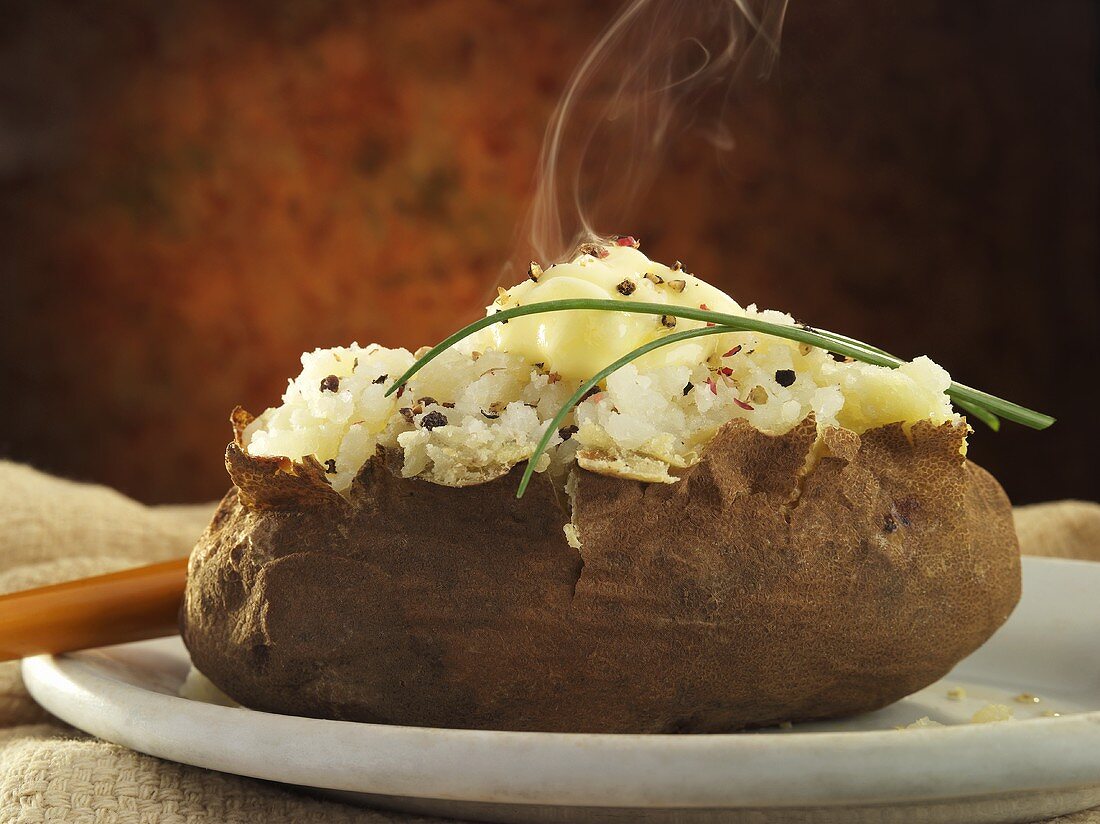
[23,556,1100,824]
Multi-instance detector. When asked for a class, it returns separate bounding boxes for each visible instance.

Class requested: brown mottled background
[0,1,1096,504]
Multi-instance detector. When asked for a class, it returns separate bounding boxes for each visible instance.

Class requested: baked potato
[181,241,1021,733]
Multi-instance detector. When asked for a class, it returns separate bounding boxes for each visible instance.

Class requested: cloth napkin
[1,460,1097,824]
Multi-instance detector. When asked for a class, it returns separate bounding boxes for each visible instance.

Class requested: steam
[523,0,788,264]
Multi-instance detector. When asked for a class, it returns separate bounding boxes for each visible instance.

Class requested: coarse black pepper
[320,375,340,393]
[324,459,337,474]
[558,424,579,440]
[372,374,388,384]
[660,314,677,328]
[884,514,899,534]
[616,279,636,296]
[667,279,686,293]
[775,369,796,387]
[399,407,415,424]
[682,381,694,396]
[481,410,500,419]
[421,410,448,430]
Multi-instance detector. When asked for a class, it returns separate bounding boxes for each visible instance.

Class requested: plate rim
[22,555,1100,809]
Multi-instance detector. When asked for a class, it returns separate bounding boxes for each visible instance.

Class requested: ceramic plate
[23,556,1100,824]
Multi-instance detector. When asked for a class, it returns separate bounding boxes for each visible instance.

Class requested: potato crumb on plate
[898,716,945,730]
[971,704,1014,723]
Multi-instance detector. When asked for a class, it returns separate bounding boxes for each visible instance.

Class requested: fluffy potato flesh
[239,245,962,491]
[181,413,1020,733]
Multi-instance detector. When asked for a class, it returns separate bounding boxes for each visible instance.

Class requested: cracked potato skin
[181,414,1020,732]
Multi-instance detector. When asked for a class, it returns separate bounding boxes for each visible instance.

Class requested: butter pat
[487,245,744,382]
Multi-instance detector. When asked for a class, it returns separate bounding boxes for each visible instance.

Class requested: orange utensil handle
[0,557,188,661]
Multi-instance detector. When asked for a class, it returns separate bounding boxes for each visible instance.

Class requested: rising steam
[523,0,788,264]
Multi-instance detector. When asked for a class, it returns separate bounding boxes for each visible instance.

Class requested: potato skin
[181,414,1020,732]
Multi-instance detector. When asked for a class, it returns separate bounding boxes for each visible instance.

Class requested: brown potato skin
[181,414,1020,732]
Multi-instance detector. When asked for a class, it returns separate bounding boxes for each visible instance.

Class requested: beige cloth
[0,461,1097,823]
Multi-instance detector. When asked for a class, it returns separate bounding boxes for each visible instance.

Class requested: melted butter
[486,245,744,381]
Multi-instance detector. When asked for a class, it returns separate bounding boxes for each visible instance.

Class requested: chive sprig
[385,298,1053,497]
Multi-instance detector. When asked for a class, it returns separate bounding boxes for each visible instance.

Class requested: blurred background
[0,0,1096,505]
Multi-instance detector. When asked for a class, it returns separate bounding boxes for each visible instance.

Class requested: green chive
[949,398,1001,432]
[387,298,1053,431]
